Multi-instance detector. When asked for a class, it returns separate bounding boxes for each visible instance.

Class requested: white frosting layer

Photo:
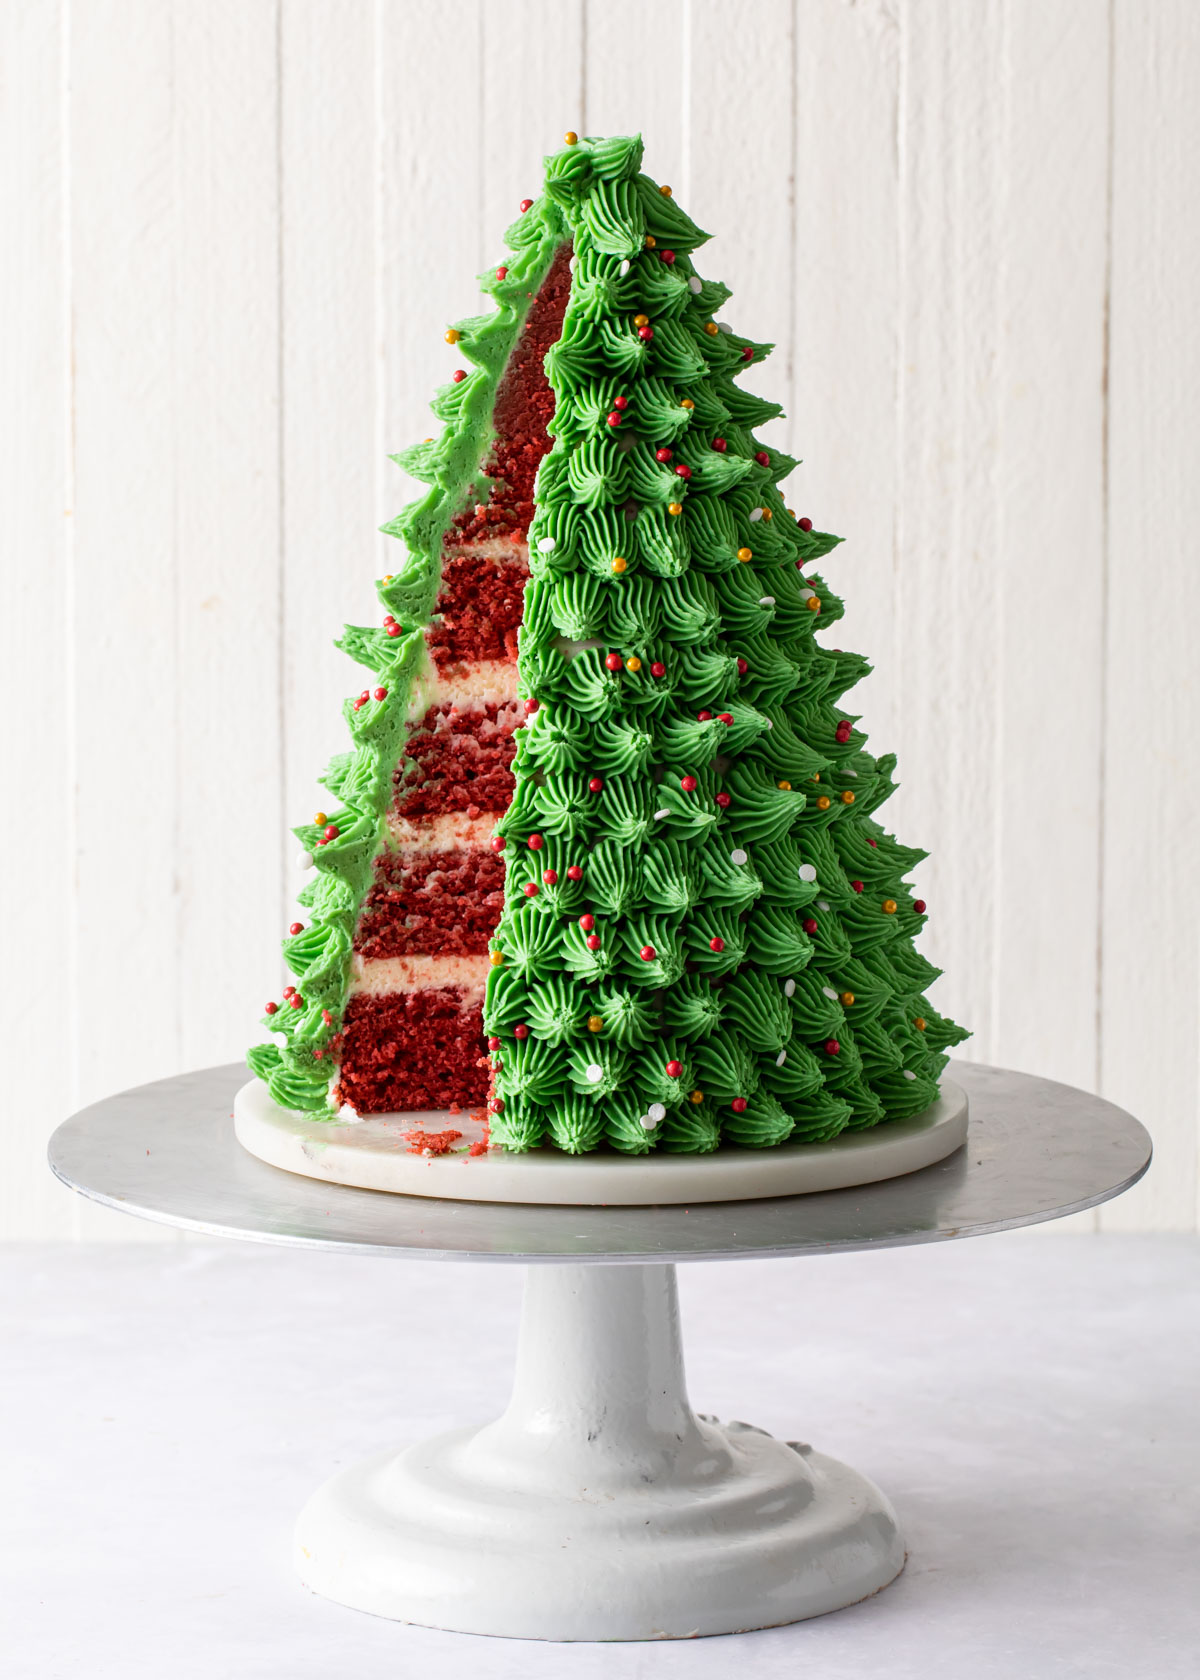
[350,953,490,1000]
[442,536,530,565]
[385,809,499,852]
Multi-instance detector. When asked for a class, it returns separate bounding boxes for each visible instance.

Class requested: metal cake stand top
[47,1061,1150,1263]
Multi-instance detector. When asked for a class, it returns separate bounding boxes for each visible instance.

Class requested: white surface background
[4,0,1199,1238]
[5,1234,1198,1674]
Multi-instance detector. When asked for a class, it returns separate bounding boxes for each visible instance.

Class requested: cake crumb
[402,1128,463,1156]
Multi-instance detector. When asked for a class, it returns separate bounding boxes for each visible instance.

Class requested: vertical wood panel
[280,0,376,914]
[377,2,485,535]
[1100,0,1200,1230]
[69,0,182,1237]
[792,0,903,782]
[1,0,75,1237]
[992,0,1109,1107]
[173,2,283,1070]
[892,0,1007,1063]
[686,0,795,425]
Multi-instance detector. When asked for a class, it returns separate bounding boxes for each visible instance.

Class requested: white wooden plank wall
[4,0,1197,1238]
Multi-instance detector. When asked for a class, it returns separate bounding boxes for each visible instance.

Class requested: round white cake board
[234,1076,967,1206]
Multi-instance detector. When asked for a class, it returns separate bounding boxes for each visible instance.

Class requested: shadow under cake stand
[49,1062,1150,1643]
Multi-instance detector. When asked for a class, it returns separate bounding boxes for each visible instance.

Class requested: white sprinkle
[903,1069,918,1081]
[537,536,556,554]
[817,899,830,912]
[297,851,315,870]
[639,1114,657,1130]
[798,864,817,882]
[648,1102,667,1123]
[730,847,748,865]
[688,276,702,294]
[758,596,775,606]
[749,507,763,522]
[272,1031,289,1046]
[822,986,838,1000]
[585,1063,604,1084]
[784,978,796,998]
[422,1148,433,1157]
[619,259,630,276]
[654,808,671,821]
[846,768,858,777]
[717,321,733,334]
[568,255,577,271]
[776,1050,788,1067]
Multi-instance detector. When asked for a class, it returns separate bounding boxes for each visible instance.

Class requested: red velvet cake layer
[393,701,519,819]
[336,987,490,1113]
[356,848,505,959]
[427,554,527,666]
[448,241,572,546]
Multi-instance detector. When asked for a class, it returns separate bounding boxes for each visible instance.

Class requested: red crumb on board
[402,1128,463,1156]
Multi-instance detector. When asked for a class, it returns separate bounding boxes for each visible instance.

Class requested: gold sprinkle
[841,991,856,1007]
[444,328,461,344]
[817,796,831,811]
[777,780,792,791]
[737,547,753,562]
[660,184,673,197]
[841,790,855,805]
[489,950,504,966]
[668,501,683,515]
[564,130,579,145]
[915,1017,927,1031]
[626,656,642,672]
[704,321,719,336]
[587,1014,604,1032]
[611,556,627,574]
[883,899,898,915]
[313,811,327,826]
[680,399,695,410]
[644,234,657,248]
[689,1089,704,1104]
[806,596,821,611]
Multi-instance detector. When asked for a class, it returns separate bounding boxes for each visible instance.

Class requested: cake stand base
[295,1262,903,1640]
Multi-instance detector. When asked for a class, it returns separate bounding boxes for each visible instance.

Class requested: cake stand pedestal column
[48,1061,1152,1645]
[295,1260,900,1639]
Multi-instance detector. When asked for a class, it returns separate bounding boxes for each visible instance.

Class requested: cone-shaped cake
[247,133,968,1154]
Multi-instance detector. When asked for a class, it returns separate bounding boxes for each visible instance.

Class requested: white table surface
[4,1233,1197,1679]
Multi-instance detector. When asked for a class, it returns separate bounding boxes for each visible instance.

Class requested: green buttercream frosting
[249,132,968,1145]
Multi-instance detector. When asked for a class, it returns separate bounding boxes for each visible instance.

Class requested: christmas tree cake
[247,131,968,1154]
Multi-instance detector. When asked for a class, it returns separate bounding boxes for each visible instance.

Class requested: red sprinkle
[656,447,673,463]
[605,652,623,671]
[709,936,725,952]
[914,899,927,914]
[543,869,558,885]
[514,1024,529,1040]
[736,657,749,675]
[716,792,731,809]
[579,914,595,931]
[265,1002,278,1015]
[639,945,657,963]
[566,865,583,882]
[374,687,388,701]
[660,249,676,264]
[588,776,604,792]
[852,880,864,893]
[283,986,296,998]
[586,934,602,951]
[665,1060,683,1078]
[323,825,339,841]
[614,396,629,410]
[718,712,733,725]
[519,198,533,212]
[825,1039,841,1056]
[681,775,698,793]
[289,922,303,935]
[799,516,813,531]
[527,833,544,850]
[698,710,713,721]
[755,450,770,467]
[490,835,505,852]
[523,697,539,715]
[523,883,539,897]
[650,661,666,677]
[741,346,754,361]
[803,918,818,934]
[712,437,727,452]
[452,370,466,383]
[488,1036,500,1051]
[487,1097,503,1113]
[674,463,692,480]
[385,623,401,637]
[731,1097,748,1113]
[289,994,303,1010]
[607,411,623,427]
[496,266,508,279]
[638,325,654,341]
[868,839,878,848]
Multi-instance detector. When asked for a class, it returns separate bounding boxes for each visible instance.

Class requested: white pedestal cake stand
[48,1062,1150,1643]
